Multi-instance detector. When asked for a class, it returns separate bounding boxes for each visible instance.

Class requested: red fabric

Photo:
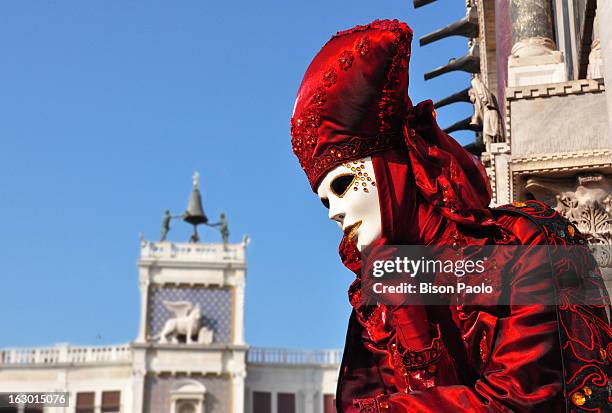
[291,20,411,190]
[365,99,496,248]
[338,215,569,413]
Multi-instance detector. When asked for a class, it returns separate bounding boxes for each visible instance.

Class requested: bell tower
[131,173,247,413]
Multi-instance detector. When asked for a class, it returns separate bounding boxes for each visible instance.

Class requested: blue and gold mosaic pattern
[148,286,233,343]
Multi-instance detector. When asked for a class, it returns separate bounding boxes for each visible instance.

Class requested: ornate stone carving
[553,175,612,245]
[469,75,504,144]
[587,12,603,80]
[525,174,612,267]
[155,301,213,344]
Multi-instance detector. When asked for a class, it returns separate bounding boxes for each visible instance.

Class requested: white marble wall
[245,363,339,413]
[509,88,609,157]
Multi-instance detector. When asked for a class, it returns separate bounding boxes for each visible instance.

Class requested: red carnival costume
[291,20,612,412]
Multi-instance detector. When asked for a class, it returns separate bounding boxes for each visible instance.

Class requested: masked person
[290,20,612,412]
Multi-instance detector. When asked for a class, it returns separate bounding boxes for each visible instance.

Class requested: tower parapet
[140,240,245,264]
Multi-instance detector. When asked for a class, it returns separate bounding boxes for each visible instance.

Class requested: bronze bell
[184,172,208,225]
[183,172,208,242]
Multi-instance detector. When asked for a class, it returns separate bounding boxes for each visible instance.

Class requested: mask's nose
[328,202,345,227]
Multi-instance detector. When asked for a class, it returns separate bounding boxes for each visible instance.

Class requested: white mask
[317,157,382,251]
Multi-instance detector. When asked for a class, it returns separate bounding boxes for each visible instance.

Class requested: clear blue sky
[0,1,473,349]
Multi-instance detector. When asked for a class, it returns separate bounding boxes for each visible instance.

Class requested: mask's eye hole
[320,197,330,209]
[330,174,356,198]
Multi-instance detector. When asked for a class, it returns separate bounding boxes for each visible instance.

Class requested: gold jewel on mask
[344,158,377,193]
[340,160,376,192]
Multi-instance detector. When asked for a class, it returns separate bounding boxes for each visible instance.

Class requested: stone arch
[170,380,207,413]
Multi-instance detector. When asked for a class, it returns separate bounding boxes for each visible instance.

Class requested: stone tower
[131,238,247,413]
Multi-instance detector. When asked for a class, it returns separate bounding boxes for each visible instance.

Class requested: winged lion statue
[155,300,212,344]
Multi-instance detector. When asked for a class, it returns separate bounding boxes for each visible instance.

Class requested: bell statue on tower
[183,171,209,243]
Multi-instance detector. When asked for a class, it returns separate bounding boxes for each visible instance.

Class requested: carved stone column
[233,279,246,345]
[301,389,315,413]
[131,346,147,413]
[231,372,246,413]
[510,0,555,57]
[136,262,151,343]
[508,0,566,86]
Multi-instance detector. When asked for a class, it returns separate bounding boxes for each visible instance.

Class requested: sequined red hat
[291,19,413,191]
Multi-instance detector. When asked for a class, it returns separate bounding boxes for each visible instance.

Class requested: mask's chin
[352,224,380,252]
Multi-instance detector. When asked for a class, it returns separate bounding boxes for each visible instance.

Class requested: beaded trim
[353,397,379,413]
[291,19,412,190]
[395,326,443,371]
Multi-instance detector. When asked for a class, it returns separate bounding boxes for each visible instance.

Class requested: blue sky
[0,1,473,349]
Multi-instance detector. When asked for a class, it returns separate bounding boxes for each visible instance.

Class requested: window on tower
[76,392,95,413]
[277,393,295,413]
[101,391,121,413]
[253,391,271,413]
